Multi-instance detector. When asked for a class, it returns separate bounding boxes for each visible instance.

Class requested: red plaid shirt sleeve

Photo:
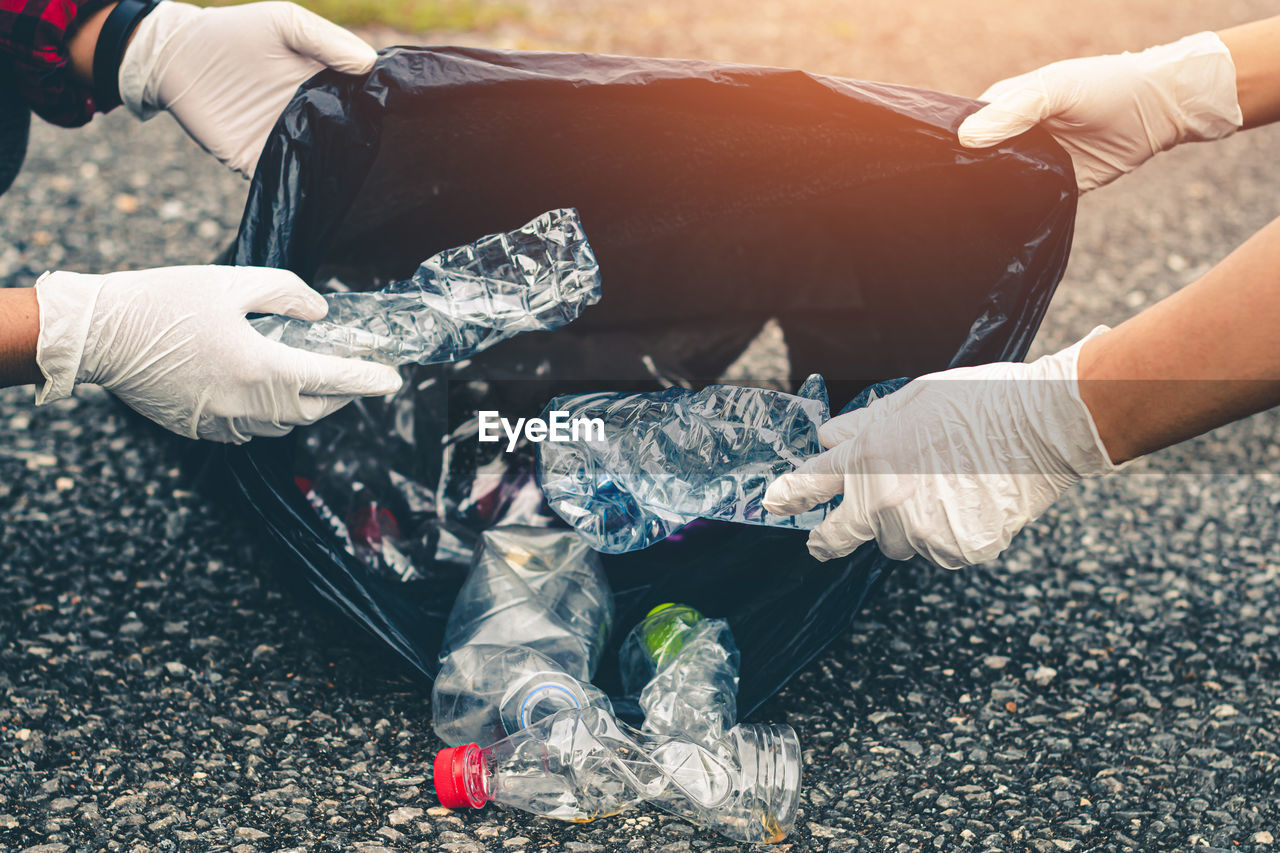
[0,0,117,127]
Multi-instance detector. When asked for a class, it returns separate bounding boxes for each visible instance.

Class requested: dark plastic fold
[211,46,1076,718]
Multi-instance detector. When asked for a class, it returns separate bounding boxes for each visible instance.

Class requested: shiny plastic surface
[539,374,830,553]
[433,644,614,747]
[289,374,560,587]
[620,604,739,745]
[251,208,599,364]
[212,46,1077,717]
[440,526,614,680]
[461,707,801,843]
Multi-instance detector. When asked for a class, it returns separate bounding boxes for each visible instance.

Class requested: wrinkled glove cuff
[118,0,201,120]
[33,270,106,404]
[1137,31,1243,145]
[1030,325,1122,480]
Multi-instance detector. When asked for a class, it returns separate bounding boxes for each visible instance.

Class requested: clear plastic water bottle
[440,526,614,681]
[433,707,802,844]
[433,644,613,747]
[537,374,832,554]
[620,603,739,745]
[251,208,601,365]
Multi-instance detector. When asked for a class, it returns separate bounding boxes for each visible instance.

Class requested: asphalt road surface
[3,2,1280,851]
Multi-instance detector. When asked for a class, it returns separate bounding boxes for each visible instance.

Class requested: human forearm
[1218,16,1280,129]
[0,288,43,386]
[23,266,400,442]
[1079,215,1280,464]
[764,220,1280,566]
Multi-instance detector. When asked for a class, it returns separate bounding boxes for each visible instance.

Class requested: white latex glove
[34,265,402,443]
[957,32,1243,192]
[762,329,1120,569]
[119,1,377,177]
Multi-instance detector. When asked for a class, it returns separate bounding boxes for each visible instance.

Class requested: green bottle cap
[639,603,704,669]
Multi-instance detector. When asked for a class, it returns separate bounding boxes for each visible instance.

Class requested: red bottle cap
[433,744,488,809]
[348,502,401,550]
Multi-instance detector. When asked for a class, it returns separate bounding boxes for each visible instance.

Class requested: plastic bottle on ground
[433,707,802,844]
[251,208,601,365]
[433,644,613,747]
[619,603,739,745]
[439,526,613,681]
[537,374,832,554]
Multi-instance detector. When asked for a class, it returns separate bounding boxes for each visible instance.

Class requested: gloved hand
[119,1,377,177]
[957,32,1243,191]
[763,329,1120,569]
[34,265,402,443]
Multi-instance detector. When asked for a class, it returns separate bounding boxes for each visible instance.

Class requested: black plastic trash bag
[209,47,1076,720]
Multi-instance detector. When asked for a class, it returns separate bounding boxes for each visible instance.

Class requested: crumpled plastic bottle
[431,641,800,842]
[432,536,801,843]
[537,374,832,554]
[619,603,739,746]
[434,707,801,844]
[433,644,614,747]
[251,208,601,365]
[439,526,614,681]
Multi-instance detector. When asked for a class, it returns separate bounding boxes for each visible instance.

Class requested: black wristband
[92,0,160,111]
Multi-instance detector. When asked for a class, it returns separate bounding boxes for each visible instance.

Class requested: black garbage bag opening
[211,46,1076,720]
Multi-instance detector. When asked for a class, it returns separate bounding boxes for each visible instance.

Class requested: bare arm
[1219,15,1280,129]
[1043,15,1280,453]
[764,217,1280,567]
[0,288,42,386]
[1080,214,1280,463]
[0,4,112,389]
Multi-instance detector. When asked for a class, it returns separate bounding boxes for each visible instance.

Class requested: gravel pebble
[1029,665,1059,686]
[388,807,423,826]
